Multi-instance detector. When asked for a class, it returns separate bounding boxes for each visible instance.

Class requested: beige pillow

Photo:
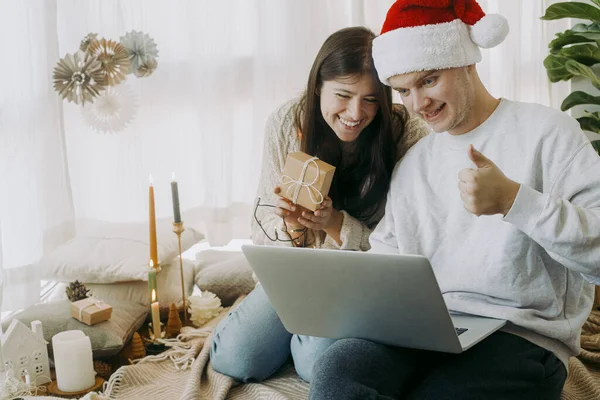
[2,300,147,359]
[40,219,204,283]
[49,259,195,313]
[195,250,255,306]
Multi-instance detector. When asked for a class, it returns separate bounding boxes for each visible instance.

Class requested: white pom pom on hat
[470,13,509,48]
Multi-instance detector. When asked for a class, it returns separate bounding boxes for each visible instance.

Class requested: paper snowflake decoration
[53,50,106,105]
[119,30,159,76]
[134,58,158,78]
[88,38,131,86]
[81,83,137,134]
[79,32,98,52]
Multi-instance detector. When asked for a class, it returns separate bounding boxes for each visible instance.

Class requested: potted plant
[542,0,600,154]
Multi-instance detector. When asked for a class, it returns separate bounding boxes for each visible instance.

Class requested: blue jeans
[210,284,336,383]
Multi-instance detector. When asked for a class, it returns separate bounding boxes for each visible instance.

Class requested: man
[309,1,600,399]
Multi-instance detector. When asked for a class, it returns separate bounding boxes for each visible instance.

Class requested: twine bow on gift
[78,297,106,320]
[281,156,324,206]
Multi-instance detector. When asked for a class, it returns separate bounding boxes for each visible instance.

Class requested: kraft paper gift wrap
[70,298,113,326]
[279,152,335,212]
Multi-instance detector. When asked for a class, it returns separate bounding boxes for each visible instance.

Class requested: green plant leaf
[550,33,595,51]
[565,59,600,89]
[544,54,574,82]
[541,2,600,22]
[550,23,600,51]
[591,140,600,155]
[572,23,600,33]
[561,91,600,111]
[560,43,600,65]
[576,116,600,133]
[591,0,600,10]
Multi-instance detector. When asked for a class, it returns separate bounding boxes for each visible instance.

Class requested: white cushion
[41,219,204,283]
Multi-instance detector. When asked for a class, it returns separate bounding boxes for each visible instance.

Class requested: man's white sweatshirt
[369,99,600,367]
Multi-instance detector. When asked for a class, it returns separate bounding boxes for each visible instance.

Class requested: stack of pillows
[2,219,205,359]
[41,218,204,311]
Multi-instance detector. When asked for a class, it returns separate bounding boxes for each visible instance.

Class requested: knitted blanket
[24,307,600,400]
[98,296,310,400]
[561,309,600,400]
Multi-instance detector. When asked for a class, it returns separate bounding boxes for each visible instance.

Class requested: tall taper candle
[148,260,157,304]
[149,175,158,267]
[171,173,182,223]
[151,289,161,340]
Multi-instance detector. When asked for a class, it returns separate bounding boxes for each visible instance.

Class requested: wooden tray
[46,376,105,398]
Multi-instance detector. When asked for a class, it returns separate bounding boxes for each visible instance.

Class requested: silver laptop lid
[242,245,464,353]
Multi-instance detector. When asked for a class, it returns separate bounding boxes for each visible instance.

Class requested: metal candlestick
[172,221,188,324]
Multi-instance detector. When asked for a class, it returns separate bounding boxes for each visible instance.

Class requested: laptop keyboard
[455,327,468,336]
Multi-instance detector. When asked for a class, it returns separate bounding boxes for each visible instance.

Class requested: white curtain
[0,0,569,311]
[478,0,571,109]
[0,0,73,311]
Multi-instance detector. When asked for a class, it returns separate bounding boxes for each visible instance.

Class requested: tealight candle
[52,330,95,392]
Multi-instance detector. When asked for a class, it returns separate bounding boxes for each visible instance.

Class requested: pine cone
[66,280,92,302]
[93,360,112,380]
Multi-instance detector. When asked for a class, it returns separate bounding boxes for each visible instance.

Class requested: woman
[210,26,428,384]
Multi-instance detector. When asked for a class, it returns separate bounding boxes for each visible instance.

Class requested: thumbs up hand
[457,145,520,217]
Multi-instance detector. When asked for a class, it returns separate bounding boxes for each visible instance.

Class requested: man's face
[388,67,474,135]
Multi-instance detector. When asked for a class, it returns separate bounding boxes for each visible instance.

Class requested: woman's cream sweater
[251,98,428,251]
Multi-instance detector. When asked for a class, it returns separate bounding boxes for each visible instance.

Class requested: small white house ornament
[0,319,51,385]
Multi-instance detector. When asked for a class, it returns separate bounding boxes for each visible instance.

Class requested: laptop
[241,244,506,354]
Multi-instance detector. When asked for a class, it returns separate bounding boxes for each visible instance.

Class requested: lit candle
[149,175,158,267]
[148,260,157,304]
[151,289,161,340]
[52,330,95,392]
[171,172,182,223]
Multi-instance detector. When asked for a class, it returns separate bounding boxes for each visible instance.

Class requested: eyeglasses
[253,196,307,243]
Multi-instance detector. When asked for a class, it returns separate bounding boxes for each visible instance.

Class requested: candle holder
[47,377,105,398]
[145,341,167,356]
[150,259,162,273]
[148,321,165,341]
[172,221,188,324]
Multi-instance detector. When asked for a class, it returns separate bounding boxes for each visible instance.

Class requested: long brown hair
[294,27,398,226]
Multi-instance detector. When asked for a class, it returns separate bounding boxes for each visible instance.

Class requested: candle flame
[172,172,176,182]
[149,174,154,185]
[149,259,154,268]
[151,289,157,302]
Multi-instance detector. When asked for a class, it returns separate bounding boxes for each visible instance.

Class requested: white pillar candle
[52,330,95,392]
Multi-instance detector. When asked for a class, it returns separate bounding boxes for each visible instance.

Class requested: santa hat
[372,0,509,85]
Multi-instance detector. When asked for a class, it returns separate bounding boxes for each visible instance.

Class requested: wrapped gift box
[70,298,113,326]
[279,152,335,211]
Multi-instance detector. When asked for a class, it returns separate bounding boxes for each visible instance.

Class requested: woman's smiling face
[319,74,380,142]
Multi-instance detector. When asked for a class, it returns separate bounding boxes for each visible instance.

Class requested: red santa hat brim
[373,19,482,85]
